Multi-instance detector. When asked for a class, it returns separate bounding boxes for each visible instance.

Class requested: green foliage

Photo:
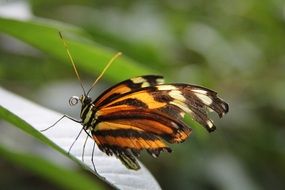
[0,18,154,84]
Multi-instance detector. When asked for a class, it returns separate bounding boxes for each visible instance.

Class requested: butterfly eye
[69,96,79,106]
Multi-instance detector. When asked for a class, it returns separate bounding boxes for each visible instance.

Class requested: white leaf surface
[0,87,161,190]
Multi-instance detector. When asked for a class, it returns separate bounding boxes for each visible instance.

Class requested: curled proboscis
[69,96,79,106]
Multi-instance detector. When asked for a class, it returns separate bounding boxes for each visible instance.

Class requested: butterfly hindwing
[92,126,172,170]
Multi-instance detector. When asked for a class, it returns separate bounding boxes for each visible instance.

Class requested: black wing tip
[223,101,229,113]
[217,100,229,118]
[207,125,217,133]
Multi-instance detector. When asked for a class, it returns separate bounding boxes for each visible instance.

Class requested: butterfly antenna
[59,32,87,95]
[87,52,122,95]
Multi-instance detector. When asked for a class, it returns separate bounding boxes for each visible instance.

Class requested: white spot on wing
[151,153,157,158]
[156,78,165,84]
[207,107,214,112]
[157,85,177,91]
[141,82,150,88]
[206,120,214,128]
[195,93,213,105]
[192,89,208,94]
[169,90,186,101]
[131,77,146,84]
[131,77,150,87]
[170,100,192,114]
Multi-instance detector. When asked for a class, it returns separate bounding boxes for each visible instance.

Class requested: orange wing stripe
[96,121,144,132]
[95,84,132,106]
[103,91,166,109]
[93,135,168,150]
[107,119,173,135]
[96,105,138,116]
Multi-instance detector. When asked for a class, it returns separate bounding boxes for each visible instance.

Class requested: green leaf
[0,144,105,190]
[0,17,157,83]
[0,87,161,190]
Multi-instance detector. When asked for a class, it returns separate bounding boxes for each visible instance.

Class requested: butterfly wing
[92,76,228,170]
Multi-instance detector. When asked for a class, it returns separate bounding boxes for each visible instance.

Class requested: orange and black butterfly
[79,75,228,170]
[44,33,229,170]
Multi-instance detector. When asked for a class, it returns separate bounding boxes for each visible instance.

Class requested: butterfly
[76,75,228,170]
[43,33,229,171]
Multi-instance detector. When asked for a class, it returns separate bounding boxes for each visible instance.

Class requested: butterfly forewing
[93,75,164,107]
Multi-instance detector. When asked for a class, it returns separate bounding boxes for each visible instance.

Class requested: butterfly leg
[81,129,92,161]
[90,142,107,181]
[82,134,89,162]
[67,127,84,154]
[91,141,96,171]
[83,128,92,138]
[41,114,82,132]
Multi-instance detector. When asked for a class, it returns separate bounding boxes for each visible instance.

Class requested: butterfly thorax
[79,95,97,130]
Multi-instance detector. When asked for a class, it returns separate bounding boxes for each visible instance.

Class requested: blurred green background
[1,0,285,190]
